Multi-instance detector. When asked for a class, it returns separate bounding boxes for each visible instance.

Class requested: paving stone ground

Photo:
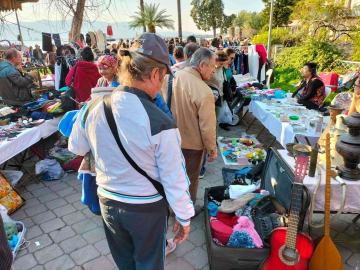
[11,110,359,269]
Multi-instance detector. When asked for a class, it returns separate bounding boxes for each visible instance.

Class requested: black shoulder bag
[60,65,78,112]
[222,67,234,103]
[167,74,174,110]
[102,95,167,200]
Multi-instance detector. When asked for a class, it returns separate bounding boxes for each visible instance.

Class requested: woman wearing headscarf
[95,55,119,87]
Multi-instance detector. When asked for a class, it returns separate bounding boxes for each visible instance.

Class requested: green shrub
[252,28,300,47]
[270,67,302,93]
[324,92,337,107]
[352,33,360,61]
[275,39,344,72]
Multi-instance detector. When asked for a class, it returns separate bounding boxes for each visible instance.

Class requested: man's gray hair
[200,38,206,43]
[184,42,198,59]
[5,48,20,60]
[190,47,216,67]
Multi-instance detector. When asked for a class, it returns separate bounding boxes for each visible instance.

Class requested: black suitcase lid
[260,147,308,213]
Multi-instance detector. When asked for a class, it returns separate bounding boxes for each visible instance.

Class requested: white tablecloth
[0,117,62,165]
[249,100,322,147]
[279,150,360,213]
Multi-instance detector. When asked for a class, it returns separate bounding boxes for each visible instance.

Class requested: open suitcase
[204,147,310,270]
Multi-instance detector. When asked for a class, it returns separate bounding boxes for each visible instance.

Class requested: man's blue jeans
[38,59,46,67]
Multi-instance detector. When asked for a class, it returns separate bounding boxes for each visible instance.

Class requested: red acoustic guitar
[260,155,314,270]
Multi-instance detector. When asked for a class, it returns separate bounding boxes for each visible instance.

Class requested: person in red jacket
[65,47,101,104]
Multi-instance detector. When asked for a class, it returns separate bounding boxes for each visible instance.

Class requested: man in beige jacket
[161,47,218,215]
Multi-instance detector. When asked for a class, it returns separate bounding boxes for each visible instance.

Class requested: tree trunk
[69,0,86,42]
[213,19,216,38]
[140,0,146,33]
[149,25,156,33]
[230,27,235,39]
[177,0,182,40]
[238,27,242,40]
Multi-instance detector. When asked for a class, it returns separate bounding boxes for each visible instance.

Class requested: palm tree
[129,3,175,34]
[140,0,146,32]
[233,10,249,40]
[177,0,182,40]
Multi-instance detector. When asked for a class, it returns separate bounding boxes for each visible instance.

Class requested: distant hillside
[1,19,212,43]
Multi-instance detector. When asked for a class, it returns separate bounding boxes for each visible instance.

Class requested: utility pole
[267,0,274,59]
[15,11,24,45]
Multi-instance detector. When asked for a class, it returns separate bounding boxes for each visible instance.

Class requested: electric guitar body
[260,227,314,270]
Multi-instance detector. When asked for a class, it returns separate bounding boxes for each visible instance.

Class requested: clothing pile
[48,136,79,165]
[207,183,269,248]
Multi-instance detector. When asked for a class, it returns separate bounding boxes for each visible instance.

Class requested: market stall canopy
[0,0,39,11]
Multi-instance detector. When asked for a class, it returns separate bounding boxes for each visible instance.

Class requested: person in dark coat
[33,44,46,66]
[292,63,326,110]
[0,215,13,270]
[0,49,37,106]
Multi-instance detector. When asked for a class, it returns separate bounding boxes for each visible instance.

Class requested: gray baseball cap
[129,32,175,77]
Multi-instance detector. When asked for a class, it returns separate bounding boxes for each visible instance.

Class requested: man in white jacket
[69,33,194,270]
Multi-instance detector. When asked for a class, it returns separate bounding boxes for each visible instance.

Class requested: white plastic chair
[325,87,332,100]
[266,69,274,89]
[319,87,332,107]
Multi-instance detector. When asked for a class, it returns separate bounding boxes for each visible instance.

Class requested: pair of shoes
[194,205,203,217]
[165,238,176,257]
[199,172,205,179]
[219,124,230,131]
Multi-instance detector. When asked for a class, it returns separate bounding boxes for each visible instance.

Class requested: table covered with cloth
[249,100,323,147]
[0,116,63,165]
[278,150,359,213]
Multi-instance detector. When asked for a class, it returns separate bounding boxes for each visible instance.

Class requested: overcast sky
[5,0,264,34]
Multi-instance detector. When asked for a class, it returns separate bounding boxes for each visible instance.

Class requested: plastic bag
[35,159,65,181]
[219,102,233,124]
[0,171,23,186]
[0,204,15,223]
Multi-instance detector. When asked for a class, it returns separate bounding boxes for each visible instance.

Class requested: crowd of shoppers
[0,33,243,270]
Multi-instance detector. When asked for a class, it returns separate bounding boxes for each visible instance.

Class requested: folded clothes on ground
[51,150,78,165]
[229,183,259,199]
[30,112,54,120]
[216,212,238,227]
[227,231,256,248]
[233,216,263,248]
[23,98,48,111]
[248,194,265,206]
[207,202,219,217]
[208,186,229,203]
[235,205,253,222]
[219,193,256,213]
[213,238,224,246]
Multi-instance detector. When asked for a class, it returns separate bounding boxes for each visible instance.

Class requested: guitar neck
[285,182,303,250]
[285,154,308,250]
[325,133,331,236]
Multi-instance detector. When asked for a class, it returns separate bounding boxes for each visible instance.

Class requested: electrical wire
[1,18,68,38]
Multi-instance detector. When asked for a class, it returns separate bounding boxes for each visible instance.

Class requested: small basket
[12,221,26,262]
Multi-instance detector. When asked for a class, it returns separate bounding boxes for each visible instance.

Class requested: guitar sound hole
[279,245,300,266]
